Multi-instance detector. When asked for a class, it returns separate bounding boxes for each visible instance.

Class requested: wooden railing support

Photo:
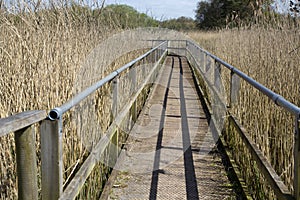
[214,61,221,93]
[0,110,45,200]
[112,78,119,119]
[228,71,234,108]
[40,118,63,200]
[15,125,38,200]
[229,72,240,108]
[129,66,137,122]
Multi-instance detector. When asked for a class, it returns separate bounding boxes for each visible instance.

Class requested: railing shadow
[179,56,200,200]
[149,56,174,200]
[149,55,199,200]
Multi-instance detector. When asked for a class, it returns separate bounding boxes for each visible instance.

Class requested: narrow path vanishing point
[102,55,236,200]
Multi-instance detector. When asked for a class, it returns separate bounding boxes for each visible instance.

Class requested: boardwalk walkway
[102,55,236,199]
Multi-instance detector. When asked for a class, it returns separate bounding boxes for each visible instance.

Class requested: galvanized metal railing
[48,42,167,120]
[1,39,299,200]
[43,41,168,200]
[0,41,167,200]
[186,41,300,116]
[181,40,300,200]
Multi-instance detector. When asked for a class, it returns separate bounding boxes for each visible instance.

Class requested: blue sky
[105,0,289,20]
[105,0,200,20]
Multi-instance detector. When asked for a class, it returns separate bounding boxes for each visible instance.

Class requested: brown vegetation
[0,2,299,199]
[189,18,300,198]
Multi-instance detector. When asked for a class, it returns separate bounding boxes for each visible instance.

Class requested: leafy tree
[195,0,274,29]
[290,0,300,15]
[195,0,226,29]
[160,17,196,30]
[100,4,159,29]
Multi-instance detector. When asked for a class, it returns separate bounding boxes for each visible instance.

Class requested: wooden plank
[0,110,46,137]
[228,115,294,200]
[105,55,237,199]
[40,119,63,200]
[60,50,167,200]
[15,125,38,200]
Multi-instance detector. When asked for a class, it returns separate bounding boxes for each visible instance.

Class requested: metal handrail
[48,41,167,120]
[2,39,298,199]
[185,39,299,199]
[186,40,300,117]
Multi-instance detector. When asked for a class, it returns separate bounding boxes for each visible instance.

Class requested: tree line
[195,0,300,29]
[2,0,298,30]
[97,4,196,30]
[105,1,299,30]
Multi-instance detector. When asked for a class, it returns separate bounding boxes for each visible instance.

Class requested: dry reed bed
[190,23,300,197]
[0,9,133,199]
[1,6,298,200]
[0,6,169,198]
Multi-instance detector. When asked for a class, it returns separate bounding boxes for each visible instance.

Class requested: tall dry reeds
[190,16,300,198]
[0,3,125,199]
[0,2,182,198]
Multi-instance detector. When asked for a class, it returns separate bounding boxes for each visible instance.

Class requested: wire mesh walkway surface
[102,55,236,200]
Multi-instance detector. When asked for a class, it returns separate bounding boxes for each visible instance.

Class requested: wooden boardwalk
[102,55,236,200]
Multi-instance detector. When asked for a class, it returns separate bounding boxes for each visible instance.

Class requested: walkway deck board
[105,55,235,199]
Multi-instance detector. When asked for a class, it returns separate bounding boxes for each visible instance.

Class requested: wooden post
[229,71,233,108]
[202,53,207,72]
[214,61,221,92]
[205,55,213,84]
[152,50,155,63]
[142,58,146,85]
[129,67,137,122]
[15,125,38,200]
[185,40,188,57]
[111,129,119,167]
[158,48,161,60]
[40,118,63,200]
[229,71,241,108]
[111,78,120,164]
[295,117,300,200]
[112,78,119,119]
